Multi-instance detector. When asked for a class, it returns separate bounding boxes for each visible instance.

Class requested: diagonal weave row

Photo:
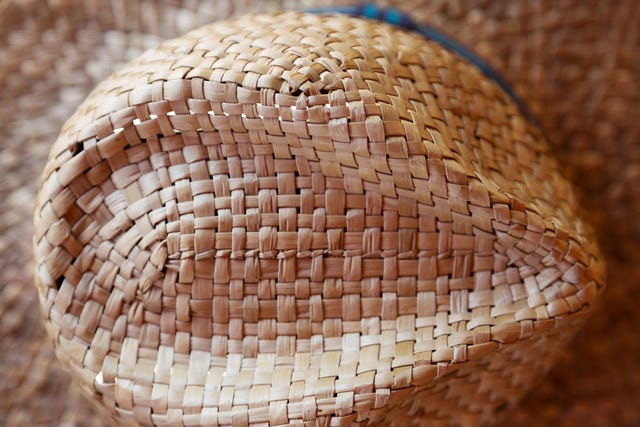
[33,12,605,426]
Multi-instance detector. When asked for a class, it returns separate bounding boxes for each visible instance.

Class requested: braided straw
[32,11,605,426]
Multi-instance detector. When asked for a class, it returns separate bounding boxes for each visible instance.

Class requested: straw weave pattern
[32,12,604,426]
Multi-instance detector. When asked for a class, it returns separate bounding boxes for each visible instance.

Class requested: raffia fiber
[31,9,605,427]
[2,0,639,426]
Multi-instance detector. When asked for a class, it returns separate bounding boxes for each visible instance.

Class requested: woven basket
[32,10,605,427]
[3,1,639,426]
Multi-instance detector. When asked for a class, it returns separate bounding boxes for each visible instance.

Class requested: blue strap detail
[304,4,540,128]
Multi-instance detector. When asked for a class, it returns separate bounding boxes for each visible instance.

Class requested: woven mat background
[1,0,639,425]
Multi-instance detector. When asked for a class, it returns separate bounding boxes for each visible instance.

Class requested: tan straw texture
[2,0,639,426]
[390,0,640,252]
[32,10,604,426]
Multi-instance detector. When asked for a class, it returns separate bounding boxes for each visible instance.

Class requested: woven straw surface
[33,9,605,426]
[1,0,639,426]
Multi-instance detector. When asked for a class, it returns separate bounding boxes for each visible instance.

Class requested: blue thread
[362,3,380,19]
[384,8,404,26]
[304,4,541,128]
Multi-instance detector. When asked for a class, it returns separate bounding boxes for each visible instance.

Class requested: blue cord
[304,4,541,128]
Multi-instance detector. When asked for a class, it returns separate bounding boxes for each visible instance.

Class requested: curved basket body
[32,11,604,427]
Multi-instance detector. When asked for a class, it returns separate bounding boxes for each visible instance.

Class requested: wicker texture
[392,0,640,253]
[2,0,639,426]
[32,11,604,426]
